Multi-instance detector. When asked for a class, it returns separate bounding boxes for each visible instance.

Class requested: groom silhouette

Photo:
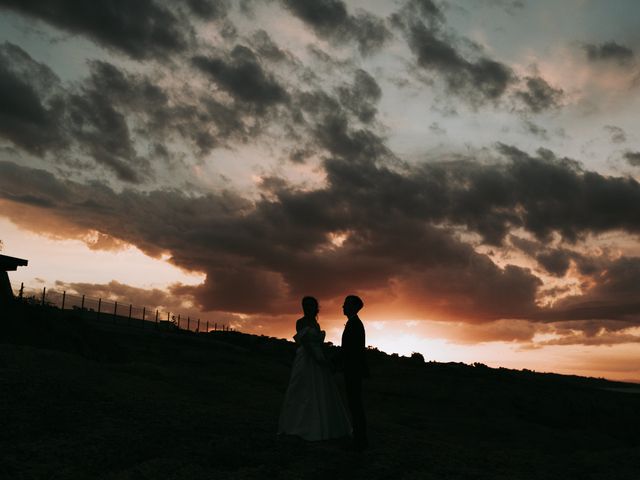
[341,295,369,451]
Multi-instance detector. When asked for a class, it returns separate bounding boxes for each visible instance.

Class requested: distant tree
[410,352,425,364]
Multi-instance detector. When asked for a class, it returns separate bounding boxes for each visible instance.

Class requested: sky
[1,0,640,382]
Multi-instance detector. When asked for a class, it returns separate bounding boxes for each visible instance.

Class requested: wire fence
[14,283,234,334]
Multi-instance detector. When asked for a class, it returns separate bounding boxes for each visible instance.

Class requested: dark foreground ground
[1,303,639,480]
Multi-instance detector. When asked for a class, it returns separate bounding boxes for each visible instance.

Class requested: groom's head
[342,295,363,317]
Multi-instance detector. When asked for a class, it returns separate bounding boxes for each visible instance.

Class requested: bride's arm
[297,326,330,366]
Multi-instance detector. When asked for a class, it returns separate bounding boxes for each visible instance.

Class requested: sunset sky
[1,0,640,381]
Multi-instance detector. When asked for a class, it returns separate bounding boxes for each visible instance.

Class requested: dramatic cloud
[0,48,156,182]
[67,65,149,183]
[392,1,515,104]
[584,41,634,65]
[336,69,382,123]
[0,44,268,179]
[533,256,640,326]
[535,249,572,277]
[186,0,228,20]
[2,0,640,374]
[0,42,66,155]
[0,0,192,60]
[515,76,564,113]
[623,151,640,167]
[3,135,640,324]
[280,0,391,55]
[192,45,290,108]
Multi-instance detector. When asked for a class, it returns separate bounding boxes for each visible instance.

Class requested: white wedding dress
[278,323,352,441]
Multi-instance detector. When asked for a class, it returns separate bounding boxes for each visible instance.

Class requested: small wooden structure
[0,254,28,307]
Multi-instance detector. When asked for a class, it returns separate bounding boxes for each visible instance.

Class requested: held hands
[325,350,342,373]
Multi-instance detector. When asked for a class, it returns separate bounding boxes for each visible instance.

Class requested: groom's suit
[341,315,369,447]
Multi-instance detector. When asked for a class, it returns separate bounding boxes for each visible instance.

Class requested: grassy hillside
[1,302,639,479]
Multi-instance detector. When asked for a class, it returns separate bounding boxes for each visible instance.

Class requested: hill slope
[1,303,639,479]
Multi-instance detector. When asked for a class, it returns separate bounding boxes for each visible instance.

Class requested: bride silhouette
[278,296,351,441]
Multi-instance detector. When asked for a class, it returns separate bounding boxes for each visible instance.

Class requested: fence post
[156,310,159,328]
[197,318,200,333]
[167,312,170,322]
[187,317,190,331]
[206,320,209,332]
[113,301,118,324]
[19,282,23,300]
[97,298,101,320]
[142,307,146,329]
[214,322,217,331]
[128,304,132,325]
[177,314,181,329]
[41,287,46,306]
[61,291,66,310]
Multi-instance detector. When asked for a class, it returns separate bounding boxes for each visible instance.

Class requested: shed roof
[0,254,29,271]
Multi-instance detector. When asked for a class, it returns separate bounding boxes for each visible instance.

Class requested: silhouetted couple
[278,295,369,451]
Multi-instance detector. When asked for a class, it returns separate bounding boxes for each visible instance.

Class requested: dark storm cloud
[398,0,444,27]
[0,45,155,181]
[393,1,564,111]
[68,91,144,183]
[0,44,258,177]
[623,151,640,166]
[64,61,166,183]
[0,0,192,60]
[393,11,514,104]
[402,257,542,321]
[336,69,382,123]
[495,144,640,241]
[280,0,392,55]
[186,0,228,20]
[0,42,66,155]
[310,112,391,160]
[535,249,571,277]
[0,158,541,320]
[584,41,634,65]
[509,236,578,277]
[192,45,289,108]
[293,134,640,247]
[3,128,640,324]
[185,267,291,314]
[515,76,564,113]
[83,61,168,111]
[535,257,640,326]
[82,60,251,155]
